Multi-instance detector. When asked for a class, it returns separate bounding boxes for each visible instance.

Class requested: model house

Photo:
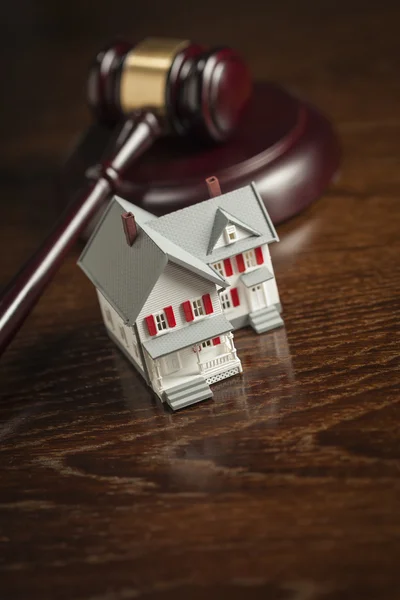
[78,179,283,411]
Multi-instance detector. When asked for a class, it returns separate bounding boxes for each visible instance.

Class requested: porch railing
[200,352,232,373]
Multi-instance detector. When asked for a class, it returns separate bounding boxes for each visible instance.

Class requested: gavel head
[87,37,252,143]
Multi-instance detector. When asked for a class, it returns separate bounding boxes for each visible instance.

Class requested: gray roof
[147,182,278,264]
[79,183,278,328]
[240,266,274,288]
[142,314,233,359]
[143,226,226,288]
[78,198,225,325]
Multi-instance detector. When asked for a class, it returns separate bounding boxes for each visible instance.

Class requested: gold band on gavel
[119,37,190,115]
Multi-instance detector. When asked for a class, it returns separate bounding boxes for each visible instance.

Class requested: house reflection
[114,325,298,416]
[109,325,304,492]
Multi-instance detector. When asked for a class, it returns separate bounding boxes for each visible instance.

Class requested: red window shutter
[212,336,221,346]
[255,246,264,265]
[231,288,240,307]
[236,253,245,273]
[145,315,157,336]
[164,306,176,327]
[182,300,194,322]
[223,258,233,277]
[202,293,214,314]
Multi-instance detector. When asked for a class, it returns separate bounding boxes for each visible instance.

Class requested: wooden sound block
[60,81,340,228]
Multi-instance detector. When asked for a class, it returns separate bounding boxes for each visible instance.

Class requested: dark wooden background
[1,1,400,599]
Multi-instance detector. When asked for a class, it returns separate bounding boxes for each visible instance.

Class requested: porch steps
[249,305,284,334]
[163,376,213,411]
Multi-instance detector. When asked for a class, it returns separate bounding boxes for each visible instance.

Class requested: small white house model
[78,179,283,411]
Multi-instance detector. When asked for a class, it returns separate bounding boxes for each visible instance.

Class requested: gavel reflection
[0,38,252,355]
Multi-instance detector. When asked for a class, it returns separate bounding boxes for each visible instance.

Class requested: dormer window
[224,225,238,245]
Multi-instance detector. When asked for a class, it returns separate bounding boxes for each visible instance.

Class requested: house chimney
[121,212,137,246]
[206,176,221,198]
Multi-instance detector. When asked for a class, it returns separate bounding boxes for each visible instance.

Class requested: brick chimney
[121,212,137,246]
[206,176,222,198]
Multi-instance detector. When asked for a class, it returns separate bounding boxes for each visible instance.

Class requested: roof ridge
[142,183,278,263]
[249,182,279,242]
[150,183,255,224]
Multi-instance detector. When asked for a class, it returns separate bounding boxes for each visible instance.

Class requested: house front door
[250,284,266,312]
[161,352,181,375]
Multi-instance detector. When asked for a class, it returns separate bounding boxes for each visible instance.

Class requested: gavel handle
[0,111,162,356]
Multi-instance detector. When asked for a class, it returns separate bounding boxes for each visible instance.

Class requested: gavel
[0,37,252,355]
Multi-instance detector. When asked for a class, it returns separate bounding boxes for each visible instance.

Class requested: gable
[212,222,259,251]
[136,261,223,341]
[147,183,278,264]
[78,198,226,325]
[207,207,261,254]
[141,224,226,288]
[78,200,167,324]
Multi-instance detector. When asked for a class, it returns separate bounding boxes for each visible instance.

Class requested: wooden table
[1,2,399,598]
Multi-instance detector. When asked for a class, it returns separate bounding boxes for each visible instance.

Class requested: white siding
[96,290,144,370]
[214,244,281,320]
[136,262,223,343]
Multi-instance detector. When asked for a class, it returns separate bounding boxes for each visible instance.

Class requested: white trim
[219,290,232,311]
[201,339,212,349]
[224,225,238,244]
[249,284,266,311]
[154,310,169,333]
[189,296,206,320]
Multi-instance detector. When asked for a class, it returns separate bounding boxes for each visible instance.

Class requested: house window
[162,353,181,374]
[244,250,256,269]
[145,306,176,336]
[201,340,212,349]
[183,295,213,322]
[224,225,237,244]
[192,298,205,318]
[119,325,129,348]
[213,261,224,277]
[104,308,115,330]
[220,290,231,310]
[131,336,140,361]
[155,311,168,332]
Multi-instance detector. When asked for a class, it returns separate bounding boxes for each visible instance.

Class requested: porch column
[227,332,239,361]
[227,332,242,372]
[194,345,203,374]
[153,359,164,392]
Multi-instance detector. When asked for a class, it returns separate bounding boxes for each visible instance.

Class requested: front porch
[148,332,242,398]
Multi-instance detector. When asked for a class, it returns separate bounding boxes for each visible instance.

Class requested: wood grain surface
[1,1,399,599]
